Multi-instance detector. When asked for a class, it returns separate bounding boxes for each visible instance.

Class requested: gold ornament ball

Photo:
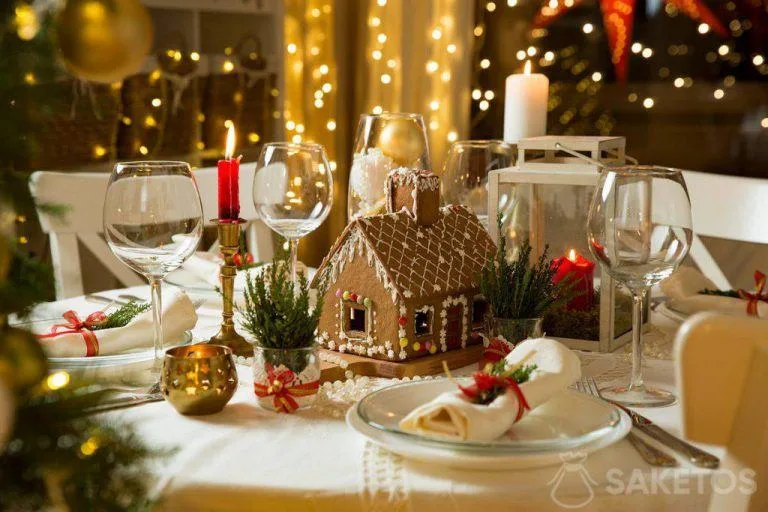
[56,0,153,84]
[0,326,49,393]
[377,119,427,166]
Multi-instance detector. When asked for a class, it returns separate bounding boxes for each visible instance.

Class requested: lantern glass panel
[497,181,633,343]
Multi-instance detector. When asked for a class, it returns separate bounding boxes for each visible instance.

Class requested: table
[27,286,723,511]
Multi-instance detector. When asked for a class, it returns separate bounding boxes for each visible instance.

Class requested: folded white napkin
[399,337,581,441]
[660,267,767,317]
[39,290,198,358]
[181,252,310,290]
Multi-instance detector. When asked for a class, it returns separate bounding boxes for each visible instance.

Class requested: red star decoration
[533,0,728,81]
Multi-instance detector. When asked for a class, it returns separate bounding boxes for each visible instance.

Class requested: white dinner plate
[347,381,631,470]
[166,263,318,293]
[14,318,194,368]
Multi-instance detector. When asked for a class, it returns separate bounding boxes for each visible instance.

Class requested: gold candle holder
[161,344,238,415]
[209,219,253,357]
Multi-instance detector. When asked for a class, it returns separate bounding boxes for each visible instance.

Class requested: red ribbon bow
[458,372,530,422]
[738,271,768,317]
[37,310,107,356]
[482,337,515,364]
[253,365,319,414]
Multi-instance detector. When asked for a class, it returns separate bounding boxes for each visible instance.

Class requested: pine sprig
[478,215,570,320]
[699,288,740,298]
[92,301,150,331]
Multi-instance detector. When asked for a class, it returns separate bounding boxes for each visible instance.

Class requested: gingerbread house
[313,168,496,362]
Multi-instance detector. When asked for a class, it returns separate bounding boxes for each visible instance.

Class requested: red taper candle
[551,248,595,311]
[217,124,240,220]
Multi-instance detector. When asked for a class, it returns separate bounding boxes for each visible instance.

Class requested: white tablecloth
[27,287,723,512]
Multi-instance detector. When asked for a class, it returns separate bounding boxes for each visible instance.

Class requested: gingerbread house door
[444,304,465,350]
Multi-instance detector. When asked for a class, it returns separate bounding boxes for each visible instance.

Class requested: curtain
[284,0,474,265]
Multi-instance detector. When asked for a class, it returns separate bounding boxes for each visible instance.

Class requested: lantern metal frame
[487,135,647,352]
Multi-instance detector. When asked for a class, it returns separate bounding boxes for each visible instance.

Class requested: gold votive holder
[161,344,238,415]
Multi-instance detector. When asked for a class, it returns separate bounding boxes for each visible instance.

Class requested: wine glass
[253,142,333,283]
[348,113,430,221]
[103,161,203,374]
[587,166,692,407]
[441,140,515,229]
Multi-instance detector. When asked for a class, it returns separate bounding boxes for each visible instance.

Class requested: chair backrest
[683,170,768,290]
[30,164,273,299]
[675,313,768,511]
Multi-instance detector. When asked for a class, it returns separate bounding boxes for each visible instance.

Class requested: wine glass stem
[150,277,164,369]
[629,287,647,391]
[289,238,299,284]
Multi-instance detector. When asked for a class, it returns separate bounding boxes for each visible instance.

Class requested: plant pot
[252,346,320,413]
[485,317,543,345]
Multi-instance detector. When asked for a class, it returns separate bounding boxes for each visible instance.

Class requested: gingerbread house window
[414,306,434,337]
[471,297,489,327]
[344,304,369,337]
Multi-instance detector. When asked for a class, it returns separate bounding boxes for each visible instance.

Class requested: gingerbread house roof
[315,205,496,303]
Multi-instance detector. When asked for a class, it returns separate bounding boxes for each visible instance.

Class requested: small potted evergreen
[479,219,569,344]
[239,261,326,413]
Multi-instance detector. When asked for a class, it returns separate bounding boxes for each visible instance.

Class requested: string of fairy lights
[282,0,338,173]
[363,0,463,149]
[471,0,768,133]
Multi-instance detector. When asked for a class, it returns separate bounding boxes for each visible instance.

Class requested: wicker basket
[118,37,201,159]
[202,35,276,153]
[18,79,121,169]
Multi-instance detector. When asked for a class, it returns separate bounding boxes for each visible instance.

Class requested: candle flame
[524,60,532,75]
[225,124,236,159]
[568,249,576,262]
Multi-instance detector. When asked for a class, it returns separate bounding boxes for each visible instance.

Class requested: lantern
[487,136,647,352]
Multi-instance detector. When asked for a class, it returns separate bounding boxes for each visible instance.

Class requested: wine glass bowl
[441,140,514,228]
[587,165,692,407]
[253,142,333,282]
[348,113,430,220]
[104,161,203,373]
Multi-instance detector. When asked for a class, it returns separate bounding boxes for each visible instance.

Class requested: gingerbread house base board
[318,344,483,382]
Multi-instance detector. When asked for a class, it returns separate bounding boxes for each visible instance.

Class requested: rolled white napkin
[399,337,581,441]
[39,290,198,358]
[181,252,222,287]
[660,267,767,317]
[181,253,310,290]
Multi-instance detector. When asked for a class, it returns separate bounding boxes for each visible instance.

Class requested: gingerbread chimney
[385,168,441,226]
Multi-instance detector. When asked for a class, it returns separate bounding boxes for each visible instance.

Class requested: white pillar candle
[503,60,549,144]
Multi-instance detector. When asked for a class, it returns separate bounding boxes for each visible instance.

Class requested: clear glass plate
[15,318,193,368]
[358,378,625,454]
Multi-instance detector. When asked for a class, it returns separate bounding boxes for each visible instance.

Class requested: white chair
[30,163,273,299]
[675,313,768,511]
[683,170,768,290]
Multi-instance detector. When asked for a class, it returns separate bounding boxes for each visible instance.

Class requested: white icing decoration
[398,349,407,360]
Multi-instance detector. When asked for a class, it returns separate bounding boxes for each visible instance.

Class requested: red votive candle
[552,249,595,311]
[217,124,240,220]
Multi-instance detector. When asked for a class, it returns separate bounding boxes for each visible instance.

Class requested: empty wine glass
[587,166,692,407]
[104,161,203,374]
[253,142,333,283]
[348,113,430,220]
[441,140,515,229]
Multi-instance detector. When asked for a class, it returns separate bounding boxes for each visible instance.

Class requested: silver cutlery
[83,382,164,415]
[82,392,164,415]
[582,376,719,469]
[576,376,678,467]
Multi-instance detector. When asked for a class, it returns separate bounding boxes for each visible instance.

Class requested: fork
[576,376,678,467]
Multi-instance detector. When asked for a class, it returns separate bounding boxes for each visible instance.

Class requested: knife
[616,403,719,469]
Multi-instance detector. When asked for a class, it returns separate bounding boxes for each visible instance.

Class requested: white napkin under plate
[38,290,198,358]
[660,267,767,317]
[399,337,582,441]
